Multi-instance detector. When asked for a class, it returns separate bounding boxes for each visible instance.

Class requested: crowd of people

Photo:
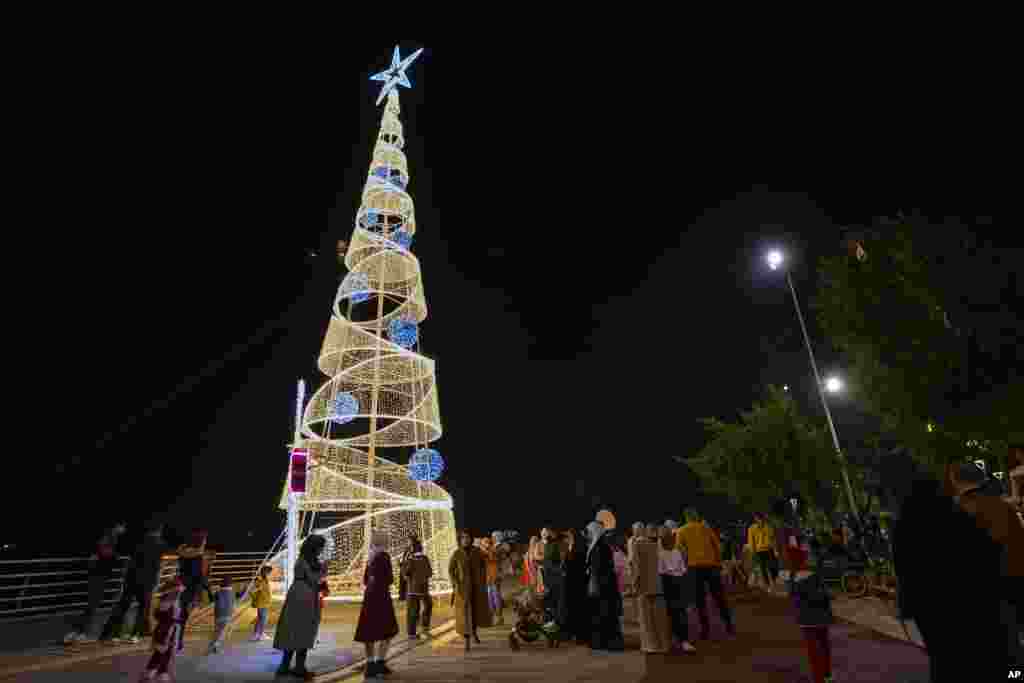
[63,452,1021,682]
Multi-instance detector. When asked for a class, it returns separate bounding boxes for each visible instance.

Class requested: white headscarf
[586,520,606,563]
[367,529,389,564]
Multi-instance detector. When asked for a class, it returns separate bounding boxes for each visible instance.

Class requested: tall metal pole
[785,272,860,520]
[286,379,306,592]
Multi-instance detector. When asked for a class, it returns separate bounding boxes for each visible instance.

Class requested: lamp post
[767,250,860,521]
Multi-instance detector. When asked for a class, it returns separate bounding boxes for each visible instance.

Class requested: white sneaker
[681,641,697,654]
[157,674,172,682]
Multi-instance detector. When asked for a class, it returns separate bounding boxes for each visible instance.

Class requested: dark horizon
[6,40,1016,556]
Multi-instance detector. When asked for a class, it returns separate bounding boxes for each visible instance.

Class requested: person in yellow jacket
[675,509,735,640]
[249,566,273,641]
[747,512,778,589]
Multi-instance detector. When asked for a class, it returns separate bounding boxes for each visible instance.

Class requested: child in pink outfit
[141,578,184,681]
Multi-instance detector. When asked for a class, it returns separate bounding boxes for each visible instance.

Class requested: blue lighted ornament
[387,317,418,349]
[390,229,413,250]
[342,272,371,304]
[330,392,359,425]
[408,448,444,481]
[392,175,407,189]
[365,210,378,226]
[373,167,389,179]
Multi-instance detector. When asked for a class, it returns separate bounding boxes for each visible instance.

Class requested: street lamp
[766,249,860,521]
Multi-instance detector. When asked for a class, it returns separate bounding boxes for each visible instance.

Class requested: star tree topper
[370,46,424,106]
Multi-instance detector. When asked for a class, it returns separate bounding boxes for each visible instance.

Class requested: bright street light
[766,247,859,521]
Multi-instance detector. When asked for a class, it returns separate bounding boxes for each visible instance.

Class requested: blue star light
[390,229,413,250]
[370,46,424,106]
[388,317,419,349]
[330,392,360,425]
[408,448,444,482]
[341,272,371,304]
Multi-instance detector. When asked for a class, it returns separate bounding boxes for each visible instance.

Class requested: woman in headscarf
[449,529,492,652]
[557,529,590,644]
[632,523,671,654]
[530,534,546,595]
[274,533,327,680]
[585,520,624,651]
[354,529,400,679]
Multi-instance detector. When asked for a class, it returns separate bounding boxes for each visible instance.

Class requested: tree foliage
[813,214,1024,469]
[688,386,842,515]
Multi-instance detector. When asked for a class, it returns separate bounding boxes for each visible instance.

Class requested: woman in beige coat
[630,524,671,654]
[449,530,492,652]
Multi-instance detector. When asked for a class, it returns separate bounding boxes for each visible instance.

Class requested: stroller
[508,589,561,649]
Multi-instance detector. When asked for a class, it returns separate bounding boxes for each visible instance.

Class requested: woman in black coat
[585,521,624,651]
[557,530,590,644]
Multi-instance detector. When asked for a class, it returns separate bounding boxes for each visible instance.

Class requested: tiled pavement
[0,585,931,682]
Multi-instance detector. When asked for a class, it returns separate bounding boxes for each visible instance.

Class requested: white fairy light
[275,49,454,600]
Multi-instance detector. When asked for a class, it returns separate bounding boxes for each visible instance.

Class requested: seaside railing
[0,552,268,623]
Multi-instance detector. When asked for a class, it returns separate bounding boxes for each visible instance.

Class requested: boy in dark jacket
[402,538,433,639]
[789,538,834,683]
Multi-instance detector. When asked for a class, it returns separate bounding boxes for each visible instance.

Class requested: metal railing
[0,552,269,623]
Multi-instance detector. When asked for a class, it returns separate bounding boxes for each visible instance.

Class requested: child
[249,566,273,641]
[402,538,434,639]
[208,576,241,654]
[789,538,834,683]
[141,578,184,682]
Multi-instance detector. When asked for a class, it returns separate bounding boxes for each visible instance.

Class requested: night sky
[7,40,1011,554]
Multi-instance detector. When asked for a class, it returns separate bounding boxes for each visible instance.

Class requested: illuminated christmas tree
[281,46,455,597]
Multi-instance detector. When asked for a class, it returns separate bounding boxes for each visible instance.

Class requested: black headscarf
[300,534,327,572]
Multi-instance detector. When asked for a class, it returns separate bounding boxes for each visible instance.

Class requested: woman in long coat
[274,534,327,680]
[585,521,625,651]
[557,529,590,644]
[449,529,491,652]
[355,529,400,678]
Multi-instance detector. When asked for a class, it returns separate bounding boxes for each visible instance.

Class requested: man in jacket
[176,529,215,652]
[676,509,735,640]
[100,523,167,642]
[893,458,1014,681]
[947,462,1023,664]
[65,523,126,643]
[747,513,778,589]
[402,538,433,639]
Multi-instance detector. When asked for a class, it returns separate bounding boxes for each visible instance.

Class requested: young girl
[789,538,834,683]
[141,578,185,682]
[249,566,273,641]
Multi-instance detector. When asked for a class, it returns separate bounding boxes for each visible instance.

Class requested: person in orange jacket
[675,508,735,640]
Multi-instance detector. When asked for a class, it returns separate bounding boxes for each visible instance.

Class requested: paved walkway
[327,588,930,682]
[0,587,931,682]
[0,597,455,682]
